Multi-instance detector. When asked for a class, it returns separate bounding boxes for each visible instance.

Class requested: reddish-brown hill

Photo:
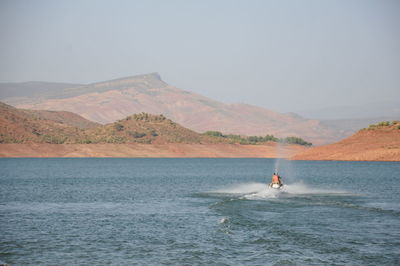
[3,73,341,145]
[0,102,92,143]
[292,121,400,161]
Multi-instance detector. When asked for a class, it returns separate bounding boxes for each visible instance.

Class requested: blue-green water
[0,158,399,265]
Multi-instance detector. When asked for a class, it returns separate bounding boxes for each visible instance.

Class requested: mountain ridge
[1,73,343,145]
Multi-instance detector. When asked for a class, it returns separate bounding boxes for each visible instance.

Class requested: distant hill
[0,81,82,105]
[292,121,400,161]
[0,102,87,143]
[1,73,340,145]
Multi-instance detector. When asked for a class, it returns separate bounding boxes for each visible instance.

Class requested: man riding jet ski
[269,172,283,189]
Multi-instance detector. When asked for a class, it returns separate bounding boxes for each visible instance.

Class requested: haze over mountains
[298,101,400,120]
[0,81,82,101]
[0,72,388,145]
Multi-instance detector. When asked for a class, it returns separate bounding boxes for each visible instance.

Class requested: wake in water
[211,181,348,200]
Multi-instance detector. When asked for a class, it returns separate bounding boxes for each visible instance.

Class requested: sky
[0,0,399,113]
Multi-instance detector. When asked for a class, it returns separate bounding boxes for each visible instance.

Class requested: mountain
[1,73,341,145]
[292,121,400,161]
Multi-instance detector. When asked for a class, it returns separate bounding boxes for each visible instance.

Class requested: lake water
[0,158,399,265]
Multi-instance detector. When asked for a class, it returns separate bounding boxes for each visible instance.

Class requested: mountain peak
[96,72,164,85]
[146,72,162,80]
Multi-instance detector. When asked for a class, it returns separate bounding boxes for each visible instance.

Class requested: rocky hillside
[80,113,223,144]
[292,121,400,161]
[1,73,340,145]
[0,102,93,143]
[0,102,223,144]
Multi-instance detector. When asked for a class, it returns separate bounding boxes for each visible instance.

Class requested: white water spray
[211,181,348,200]
[272,142,296,184]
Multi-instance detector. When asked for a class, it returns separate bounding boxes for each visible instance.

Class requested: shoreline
[0,143,306,158]
[1,143,398,161]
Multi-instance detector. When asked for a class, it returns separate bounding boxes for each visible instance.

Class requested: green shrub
[114,123,124,131]
[131,113,166,122]
[203,131,226,138]
[105,136,127,143]
[280,137,312,146]
[41,134,67,144]
[377,121,390,127]
[204,131,280,144]
[128,131,146,138]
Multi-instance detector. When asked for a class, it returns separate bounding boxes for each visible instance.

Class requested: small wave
[0,202,136,214]
[325,201,400,216]
[219,217,229,224]
[282,181,348,195]
[363,202,400,213]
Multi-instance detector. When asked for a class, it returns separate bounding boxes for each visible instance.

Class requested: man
[271,172,282,185]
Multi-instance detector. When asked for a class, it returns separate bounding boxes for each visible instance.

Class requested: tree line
[202,131,312,146]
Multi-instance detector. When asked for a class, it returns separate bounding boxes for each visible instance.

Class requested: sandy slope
[292,127,400,161]
[0,143,306,158]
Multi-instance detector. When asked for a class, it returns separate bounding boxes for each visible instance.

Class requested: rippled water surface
[1,158,399,265]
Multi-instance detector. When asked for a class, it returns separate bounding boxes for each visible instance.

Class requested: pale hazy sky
[0,0,399,113]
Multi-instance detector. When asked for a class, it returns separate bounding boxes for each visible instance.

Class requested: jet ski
[269,172,283,189]
[269,183,284,189]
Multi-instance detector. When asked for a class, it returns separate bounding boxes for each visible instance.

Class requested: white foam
[242,188,281,199]
[212,182,267,194]
[211,181,348,200]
